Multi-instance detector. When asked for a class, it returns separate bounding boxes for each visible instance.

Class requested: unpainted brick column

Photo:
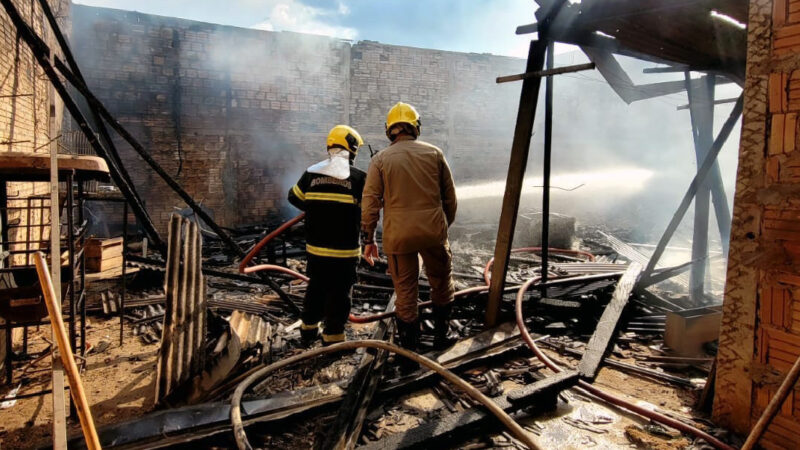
[715,0,800,446]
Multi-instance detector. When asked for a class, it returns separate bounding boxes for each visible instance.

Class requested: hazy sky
[72,0,559,58]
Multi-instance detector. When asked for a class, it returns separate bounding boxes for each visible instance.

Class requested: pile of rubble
[62,214,732,450]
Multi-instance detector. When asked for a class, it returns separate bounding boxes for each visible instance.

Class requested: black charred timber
[505,369,578,405]
[577,263,642,381]
[486,0,568,326]
[360,372,577,450]
[0,0,166,252]
[320,297,396,450]
[539,340,696,388]
[539,39,555,297]
[37,0,142,211]
[66,325,528,449]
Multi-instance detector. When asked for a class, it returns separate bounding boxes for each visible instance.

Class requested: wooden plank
[86,255,122,273]
[321,297,396,450]
[34,253,101,449]
[486,39,548,326]
[52,357,67,450]
[578,263,642,380]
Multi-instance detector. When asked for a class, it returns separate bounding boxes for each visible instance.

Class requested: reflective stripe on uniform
[306,244,361,258]
[304,192,356,204]
[301,322,319,330]
[322,333,346,343]
[292,184,306,201]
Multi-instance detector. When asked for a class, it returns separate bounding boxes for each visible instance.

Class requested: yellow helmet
[385,102,421,137]
[326,125,363,155]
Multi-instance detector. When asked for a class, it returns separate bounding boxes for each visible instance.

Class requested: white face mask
[306,148,351,179]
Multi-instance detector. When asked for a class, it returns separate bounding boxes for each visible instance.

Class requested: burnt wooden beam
[360,371,578,450]
[486,40,548,326]
[320,297,396,450]
[641,95,743,282]
[539,40,555,293]
[577,263,642,381]
[68,323,527,449]
[486,0,568,327]
[505,369,579,405]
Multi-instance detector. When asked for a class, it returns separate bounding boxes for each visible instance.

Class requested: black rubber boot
[396,319,420,374]
[433,303,457,351]
[300,327,320,347]
[321,331,346,347]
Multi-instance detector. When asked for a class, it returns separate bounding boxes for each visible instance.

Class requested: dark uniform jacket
[288,168,366,258]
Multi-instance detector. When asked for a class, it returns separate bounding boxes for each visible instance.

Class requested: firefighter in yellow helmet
[361,102,458,368]
[288,125,365,346]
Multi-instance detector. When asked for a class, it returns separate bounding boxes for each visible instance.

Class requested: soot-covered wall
[71,5,524,230]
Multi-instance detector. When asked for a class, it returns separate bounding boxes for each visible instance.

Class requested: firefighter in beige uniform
[361,102,457,357]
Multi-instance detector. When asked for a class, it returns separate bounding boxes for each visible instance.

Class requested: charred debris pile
[78,211,728,449]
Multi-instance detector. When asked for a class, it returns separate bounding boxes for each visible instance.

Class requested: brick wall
[1,0,69,263]
[70,5,524,231]
[0,0,70,379]
[714,0,800,447]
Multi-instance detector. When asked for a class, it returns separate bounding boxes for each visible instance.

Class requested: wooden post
[539,41,555,294]
[34,253,101,450]
[485,40,548,326]
[47,44,67,444]
[685,74,715,303]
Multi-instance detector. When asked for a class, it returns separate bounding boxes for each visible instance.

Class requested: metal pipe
[230,340,541,450]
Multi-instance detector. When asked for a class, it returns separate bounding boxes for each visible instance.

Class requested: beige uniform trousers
[387,241,455,323]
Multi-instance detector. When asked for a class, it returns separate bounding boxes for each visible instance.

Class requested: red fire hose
[514,276,735,450]
[483,247,596,286]
[238,213,305,273]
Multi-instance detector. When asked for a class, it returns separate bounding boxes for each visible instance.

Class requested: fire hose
[236,216,731,448]
[514,276,735,450]
[238,213,305,273]
[229,340,541,450]
[242,261,491,323]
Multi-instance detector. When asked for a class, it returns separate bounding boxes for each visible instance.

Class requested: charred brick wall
[71,5,524,231]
